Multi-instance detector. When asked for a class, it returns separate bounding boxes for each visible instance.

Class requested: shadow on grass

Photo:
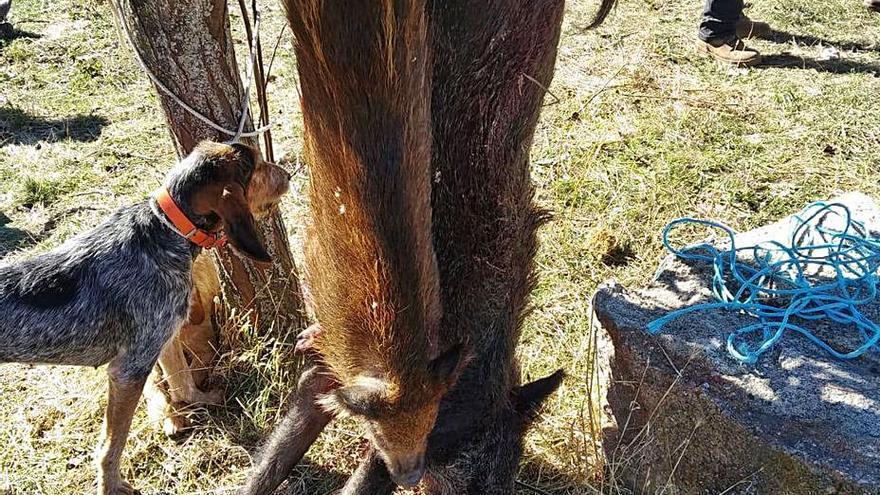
[763,29,880,53]
[0,106,108,146]
[262,461,347,495]
[181,400,346,494]
[0,26,40,42]
[761,52,880,76]
[0,211,34,258]
[518,458,601,495]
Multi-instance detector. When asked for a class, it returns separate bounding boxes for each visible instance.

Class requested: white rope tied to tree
[117,3,271,142]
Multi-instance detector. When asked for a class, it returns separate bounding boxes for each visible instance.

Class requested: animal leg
[158,335,223,405]
[143,371,188,438]
[294,322,322,354]
[239,365,335,495]
[94,363,146,495]
[179,322,218,388]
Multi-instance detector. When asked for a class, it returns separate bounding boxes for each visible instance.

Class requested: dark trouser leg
[699,0,744,42]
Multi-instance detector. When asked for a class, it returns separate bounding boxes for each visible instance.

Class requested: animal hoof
[98,479,139,495]
[117,480,139,495]
[296,323,323,354]
[297,365,337,396]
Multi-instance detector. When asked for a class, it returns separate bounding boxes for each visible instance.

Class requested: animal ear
[428,343,472,388]
[511,369,564,423]
[214,183,271,263]
[323,376,390,419]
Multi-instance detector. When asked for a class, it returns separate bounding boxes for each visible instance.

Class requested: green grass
[1,0,879,493]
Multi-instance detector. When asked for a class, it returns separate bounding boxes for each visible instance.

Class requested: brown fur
[178,257,221,387]
[341,0,570,492]
[281,0,463,486]
[415,0,569,489]
[145,254,222,437]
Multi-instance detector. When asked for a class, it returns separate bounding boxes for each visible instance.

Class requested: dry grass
[1,0,879,493]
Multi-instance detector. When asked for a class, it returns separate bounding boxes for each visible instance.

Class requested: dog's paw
[162,411,190,440]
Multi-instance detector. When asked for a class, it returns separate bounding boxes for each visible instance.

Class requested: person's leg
[699,0,744,43]
[696,0,762,65]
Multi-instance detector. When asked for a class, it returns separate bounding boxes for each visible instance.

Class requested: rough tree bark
[109,0,307,337]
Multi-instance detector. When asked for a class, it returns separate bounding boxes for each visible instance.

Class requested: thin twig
[69,189,112,198]
[658,420,702,495]
[236,0,275,160]
[522,73,561,107]
[583,62,629,109]
[717,467,764,495]
[619,92,740,108]
[264,24,287,95]
[656,341,681,376]
[252,0,273,161]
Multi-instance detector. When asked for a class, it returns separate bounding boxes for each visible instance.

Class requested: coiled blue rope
[646,202,880,364]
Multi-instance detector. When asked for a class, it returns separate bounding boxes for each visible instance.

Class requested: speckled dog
[0,141,289,495]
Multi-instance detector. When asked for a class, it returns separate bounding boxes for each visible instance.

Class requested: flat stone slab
[593,193,880,495]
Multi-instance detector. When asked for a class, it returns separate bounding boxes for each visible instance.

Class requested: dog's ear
[214,183,271,263]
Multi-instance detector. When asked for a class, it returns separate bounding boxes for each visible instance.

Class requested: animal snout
[389,455,426,488]
[271,164,292,193]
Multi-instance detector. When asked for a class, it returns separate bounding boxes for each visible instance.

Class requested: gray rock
[593,192,880,495]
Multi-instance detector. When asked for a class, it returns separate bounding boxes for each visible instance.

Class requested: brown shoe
[867,0,880,13]
[735,15,771,39]
[697,37,762,66]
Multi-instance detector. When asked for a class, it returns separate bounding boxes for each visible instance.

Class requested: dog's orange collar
[151,187,227,249]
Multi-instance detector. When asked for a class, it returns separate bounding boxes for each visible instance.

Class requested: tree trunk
[110,0,307,338]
